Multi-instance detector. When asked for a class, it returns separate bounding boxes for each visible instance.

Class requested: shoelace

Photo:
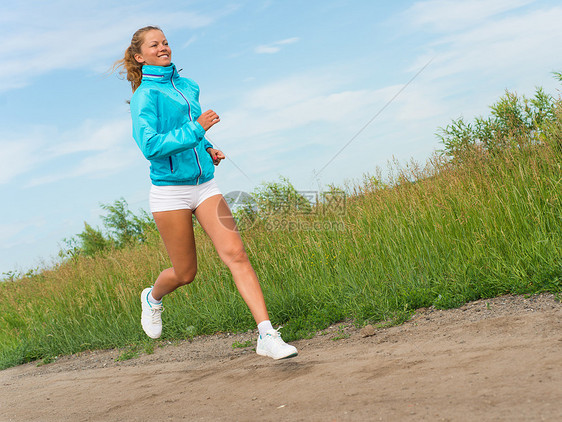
[266,330,286,344]
[150,306,163,324]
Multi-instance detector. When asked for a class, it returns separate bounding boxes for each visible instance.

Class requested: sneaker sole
[256,349,298,360]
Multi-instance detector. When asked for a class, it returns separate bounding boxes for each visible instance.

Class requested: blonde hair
[114,26,162,93]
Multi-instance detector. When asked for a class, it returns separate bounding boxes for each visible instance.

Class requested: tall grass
[1,91,561,370]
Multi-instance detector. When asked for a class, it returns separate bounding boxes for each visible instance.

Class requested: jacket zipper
[170,71,203,185]
[169,156,174,173]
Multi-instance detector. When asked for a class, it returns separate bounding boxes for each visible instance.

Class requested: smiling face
[134,29,172,67]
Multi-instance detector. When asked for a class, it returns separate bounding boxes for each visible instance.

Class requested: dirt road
[1,294,561,421]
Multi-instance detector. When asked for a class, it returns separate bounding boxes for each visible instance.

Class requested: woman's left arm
[206,147,225,165]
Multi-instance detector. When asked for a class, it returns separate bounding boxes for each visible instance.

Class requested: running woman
[115,26,297,360]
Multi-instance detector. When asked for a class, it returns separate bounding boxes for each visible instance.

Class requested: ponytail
[113,26,162,93]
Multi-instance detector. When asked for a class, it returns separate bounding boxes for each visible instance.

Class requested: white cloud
[207,67,437,190]
[213,73,383,139]
[0,130,49,184]
[212,66,442,151]
[0,1,221,93]
[0,118,134,186]
[0,218,46,249]
[277,37,300,45]
[255,45,282,54]
[398,2,562,128]
[50,120,131,156]
[404,1,562,83]
[255,37,300,54]
[26,149,138,188]
[441,8,562,77]
[391,84,447,122]
[182,35,198,49]
[405,0,536,32]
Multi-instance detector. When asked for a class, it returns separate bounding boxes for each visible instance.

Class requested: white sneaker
[141,287,163,339]
[256,329,298,360]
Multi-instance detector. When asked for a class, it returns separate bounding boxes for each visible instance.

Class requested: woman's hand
[206,148,225,166]
[197,109,220,131]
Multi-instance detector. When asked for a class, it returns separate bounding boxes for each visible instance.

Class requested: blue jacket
[130,64,215,185]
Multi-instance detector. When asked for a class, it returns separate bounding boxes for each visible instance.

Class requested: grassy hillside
[1,87,561,370]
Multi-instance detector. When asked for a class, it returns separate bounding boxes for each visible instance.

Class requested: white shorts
[149,179,222,213]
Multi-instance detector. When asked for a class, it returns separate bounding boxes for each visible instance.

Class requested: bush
[438,79,559,162]
[60,198,155,258]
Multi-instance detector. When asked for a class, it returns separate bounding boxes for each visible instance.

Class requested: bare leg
[151,209,197,301]
[194,195,269,324]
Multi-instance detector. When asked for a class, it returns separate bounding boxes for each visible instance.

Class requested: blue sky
[1,0,561,275]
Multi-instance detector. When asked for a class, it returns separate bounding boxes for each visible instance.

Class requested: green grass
[1,101,561,370]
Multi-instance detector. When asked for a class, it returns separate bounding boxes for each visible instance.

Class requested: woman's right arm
[197,110,220,131]
[130,90,206,160]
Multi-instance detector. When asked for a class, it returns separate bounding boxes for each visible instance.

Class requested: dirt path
[1,294,561,421]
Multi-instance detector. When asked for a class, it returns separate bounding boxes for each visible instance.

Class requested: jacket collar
[141,63,178,82]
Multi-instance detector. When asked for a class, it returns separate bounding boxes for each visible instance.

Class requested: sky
[1,0,561,276]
